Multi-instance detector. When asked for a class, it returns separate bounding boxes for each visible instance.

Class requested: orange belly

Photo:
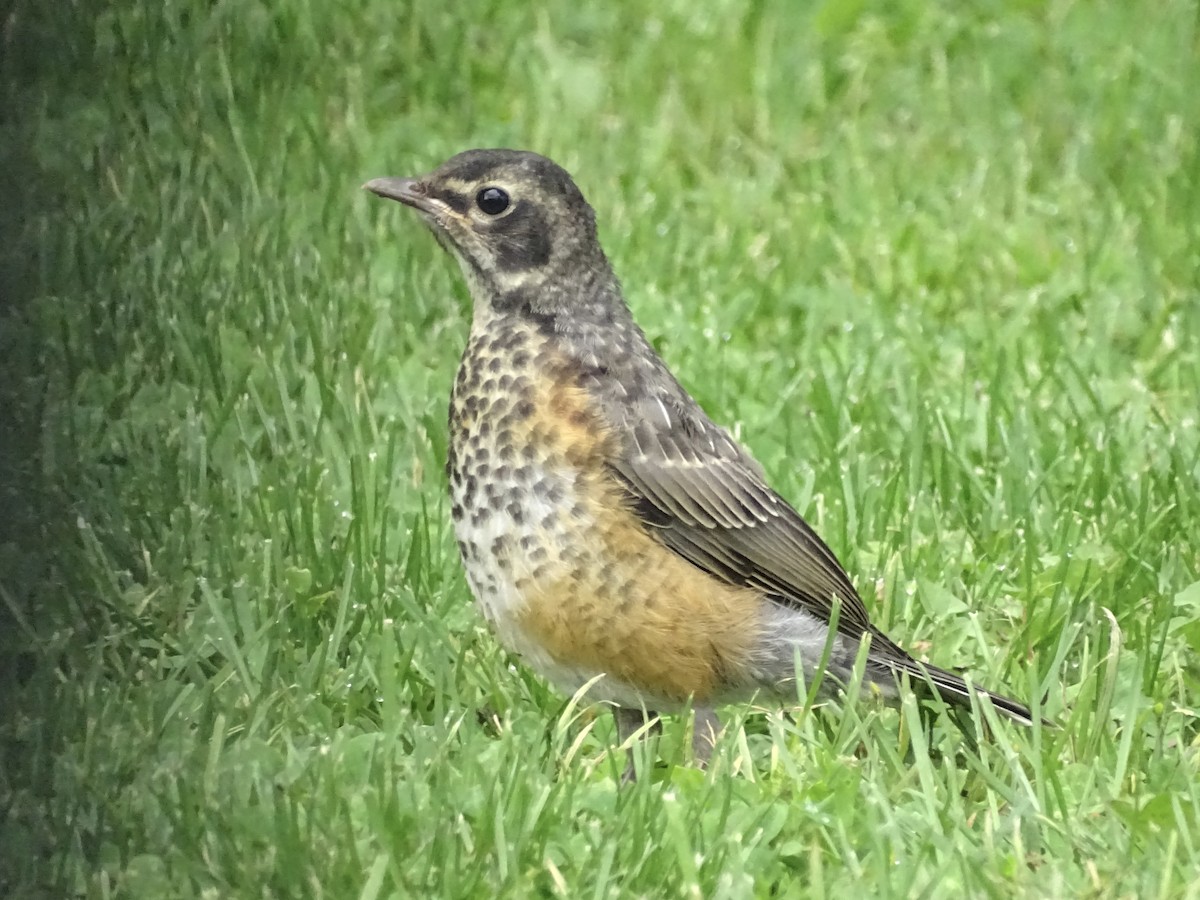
[515,498,764,704]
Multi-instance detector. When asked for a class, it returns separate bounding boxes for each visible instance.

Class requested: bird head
[365,149,614,313]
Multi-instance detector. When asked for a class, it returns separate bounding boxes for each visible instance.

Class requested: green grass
[2,0,1199,895]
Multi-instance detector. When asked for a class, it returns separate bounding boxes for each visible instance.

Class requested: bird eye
[476,187,510,215]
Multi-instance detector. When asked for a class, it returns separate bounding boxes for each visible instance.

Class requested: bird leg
[613,706,722,781]
[692,707,721,769]
[613,706,661,784]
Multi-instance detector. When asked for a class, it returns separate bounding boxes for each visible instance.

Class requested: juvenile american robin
[365,149,1035,779]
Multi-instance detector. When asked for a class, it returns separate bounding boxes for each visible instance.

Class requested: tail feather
[897,658,1040,727]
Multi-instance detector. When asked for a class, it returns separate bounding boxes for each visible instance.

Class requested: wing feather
[605,389,881,645]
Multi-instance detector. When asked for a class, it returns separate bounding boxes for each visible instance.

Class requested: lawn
[2,0,1199,896]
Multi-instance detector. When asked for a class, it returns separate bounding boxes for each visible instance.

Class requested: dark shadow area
[0,0,110,892]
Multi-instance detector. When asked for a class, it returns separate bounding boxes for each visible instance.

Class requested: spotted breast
[447,314,765,710]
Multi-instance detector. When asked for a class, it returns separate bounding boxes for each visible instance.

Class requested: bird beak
[363,177,438,214]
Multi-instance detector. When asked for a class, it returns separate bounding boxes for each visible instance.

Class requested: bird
[364,149,1036,780]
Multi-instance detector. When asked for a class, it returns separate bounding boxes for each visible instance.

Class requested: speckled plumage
[366,149,1035,775]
